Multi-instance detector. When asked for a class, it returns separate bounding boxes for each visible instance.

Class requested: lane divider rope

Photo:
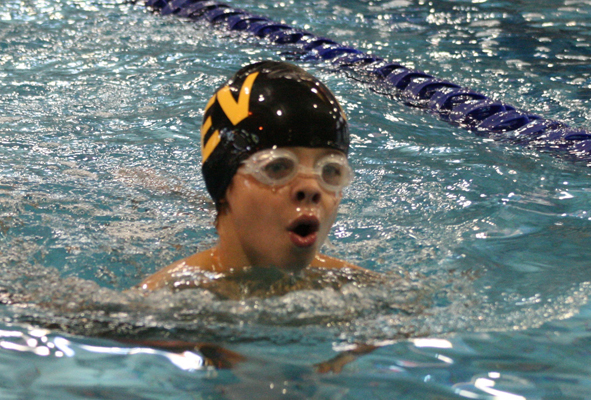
[136,0,591,162]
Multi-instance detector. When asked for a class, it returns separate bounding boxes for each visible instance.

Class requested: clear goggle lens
[240,149,353,192]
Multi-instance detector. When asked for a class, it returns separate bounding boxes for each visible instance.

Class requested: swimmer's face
[218,147,344,272]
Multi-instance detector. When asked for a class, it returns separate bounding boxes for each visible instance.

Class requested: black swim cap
[201,61,350,205]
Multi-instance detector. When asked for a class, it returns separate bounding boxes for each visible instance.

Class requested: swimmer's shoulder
[311,253,367,272]
[138,248,218,291]
[140,251,374,292]
[310,254,383,284]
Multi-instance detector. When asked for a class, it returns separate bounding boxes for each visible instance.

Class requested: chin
[283,250,317,272]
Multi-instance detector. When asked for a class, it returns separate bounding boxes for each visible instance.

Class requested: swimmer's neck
[202,245,358,273]
[209,244,309,274]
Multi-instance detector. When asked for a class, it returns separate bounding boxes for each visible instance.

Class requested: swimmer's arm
[116,339,245,369]
[315,343,377,374]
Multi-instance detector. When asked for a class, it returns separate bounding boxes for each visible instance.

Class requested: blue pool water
[1,0,591,398]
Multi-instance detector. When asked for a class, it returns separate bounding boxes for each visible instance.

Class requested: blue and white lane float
[138,0,591,162]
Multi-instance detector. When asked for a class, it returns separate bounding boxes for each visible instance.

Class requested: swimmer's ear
[218,197,228,211]
[218,177,235,212]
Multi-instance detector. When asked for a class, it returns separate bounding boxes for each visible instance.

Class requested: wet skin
[140,147,368,293]
[136,147,380,372]
[217,146,343,273]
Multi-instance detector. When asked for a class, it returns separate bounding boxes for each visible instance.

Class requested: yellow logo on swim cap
[201,72,260,163]
[217,72,259,125]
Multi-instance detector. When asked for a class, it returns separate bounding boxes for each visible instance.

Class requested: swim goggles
[239,148,353,192]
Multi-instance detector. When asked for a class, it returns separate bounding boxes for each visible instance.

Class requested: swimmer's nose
[291,175,322,204]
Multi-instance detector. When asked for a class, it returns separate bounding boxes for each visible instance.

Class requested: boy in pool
[139,61,377,299]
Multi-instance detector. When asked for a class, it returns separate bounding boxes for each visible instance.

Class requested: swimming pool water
[1,0,591,398]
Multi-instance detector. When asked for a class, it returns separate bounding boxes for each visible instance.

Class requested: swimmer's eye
[263,157,296,180]
[321,162,344,185]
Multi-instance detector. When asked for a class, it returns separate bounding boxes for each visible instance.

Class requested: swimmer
[128,62,386,372]
[139,61,378,299]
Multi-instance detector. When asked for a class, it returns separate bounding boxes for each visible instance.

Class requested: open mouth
[287,216,320,248]
[289,217,319,237]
